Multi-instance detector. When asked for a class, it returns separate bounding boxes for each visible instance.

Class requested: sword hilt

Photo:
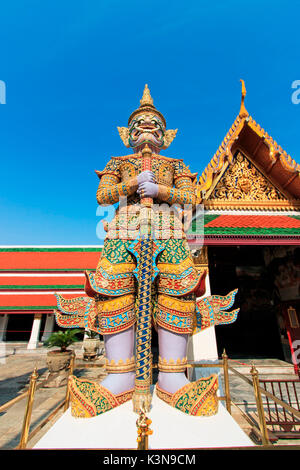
[140,145,153,208]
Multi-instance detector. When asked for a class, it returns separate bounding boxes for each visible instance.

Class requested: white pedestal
[34,391,254,449]
[188,272,218,361]
[187,272,220,383]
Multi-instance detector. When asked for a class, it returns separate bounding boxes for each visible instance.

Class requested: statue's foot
[68,375,134,418]
[100,371,135,395]
[68,356,136,418]
[156,374,219,416]
[157,372,190,394]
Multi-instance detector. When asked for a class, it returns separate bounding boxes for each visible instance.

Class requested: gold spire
[140,84,154,106]
[239,79,249,118]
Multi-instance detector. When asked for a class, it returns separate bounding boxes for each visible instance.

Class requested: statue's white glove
[137,170,155,185]
[137,181,159,198]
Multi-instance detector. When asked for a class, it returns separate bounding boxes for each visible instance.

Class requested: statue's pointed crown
[128,84,166,127]
[140,84,153,106]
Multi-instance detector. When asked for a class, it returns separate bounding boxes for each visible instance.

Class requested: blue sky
[0,0,300,244]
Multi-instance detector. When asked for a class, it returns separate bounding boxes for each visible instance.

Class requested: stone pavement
[0,342,107,449]
[0,343,300,449]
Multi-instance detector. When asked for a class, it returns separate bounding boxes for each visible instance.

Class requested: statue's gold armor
[84,152,205,336]
[96,153,197,208]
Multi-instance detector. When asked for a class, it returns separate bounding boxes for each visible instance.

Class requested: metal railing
[184,350,232,412]
[259,378,300,439]
[0,353,105,450]
[227,361,300,445]
[0,382,41,415]
[16,353,75,449]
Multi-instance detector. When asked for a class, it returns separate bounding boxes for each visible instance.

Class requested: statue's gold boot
[156,372,219,417]
[68,376,134,418]
[68,357,135,418]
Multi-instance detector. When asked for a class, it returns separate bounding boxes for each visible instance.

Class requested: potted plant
[43,328,83,387]
[83,329,101,361]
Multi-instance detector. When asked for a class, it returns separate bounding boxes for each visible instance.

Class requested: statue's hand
[137,171,155,185]
[137,182,158,198]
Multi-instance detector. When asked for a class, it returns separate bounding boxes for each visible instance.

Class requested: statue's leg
[84,239,137,395]
[55,238,139,417]
[156,239,202,394]
[157,325,190,393]
[155,294,219,416]
[100,326,135,395]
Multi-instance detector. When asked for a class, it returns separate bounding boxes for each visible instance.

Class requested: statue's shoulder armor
[110,154,138,161]
[95,157,124,180]
[173,159,198,182]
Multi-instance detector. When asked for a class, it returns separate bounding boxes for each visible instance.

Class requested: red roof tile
[204,215,300,229]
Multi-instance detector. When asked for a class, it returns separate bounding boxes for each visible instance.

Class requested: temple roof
[197,82,300,205]
[0,247,101,311]
[203,213,300,236]
[188,213,300,244]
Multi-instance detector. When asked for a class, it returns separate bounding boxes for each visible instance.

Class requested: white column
[41,314,55,342]
[187,272,219,381]
[82,329,89,352]
[84,329,89,339]
[27,314,42,349]
[187,272,218,361]
[0,314,9,342]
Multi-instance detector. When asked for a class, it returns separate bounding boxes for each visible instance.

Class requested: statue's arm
[96,173,138,205]
[95,159,138,205]
[157,176,196,205]
[157,160,197,206]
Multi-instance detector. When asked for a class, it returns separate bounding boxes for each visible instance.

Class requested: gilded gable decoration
[197,80,300,210]
[210,153,285,202]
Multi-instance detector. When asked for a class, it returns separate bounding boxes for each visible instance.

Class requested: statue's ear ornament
[117,126,130,148]
[163,129,178,149]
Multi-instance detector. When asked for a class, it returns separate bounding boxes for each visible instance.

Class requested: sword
[132,144,155,413]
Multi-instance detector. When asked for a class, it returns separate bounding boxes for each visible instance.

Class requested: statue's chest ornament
[156,161,174,186]
[120,162,137,181]
[120,157,174,186]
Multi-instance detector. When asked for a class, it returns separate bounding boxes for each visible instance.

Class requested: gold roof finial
[239,79,249,118]
[140,84,154,106]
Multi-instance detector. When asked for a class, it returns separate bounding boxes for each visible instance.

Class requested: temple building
[0,248,101,348]
[189,81,300,371]
[1,83,299,372]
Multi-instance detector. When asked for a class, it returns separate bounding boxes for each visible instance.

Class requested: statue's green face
[128,113,165,150]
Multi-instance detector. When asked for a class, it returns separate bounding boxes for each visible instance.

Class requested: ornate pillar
[188,246,218,380]
[0,314,9,342]
[41,314,55,342]
[27,314,42,350]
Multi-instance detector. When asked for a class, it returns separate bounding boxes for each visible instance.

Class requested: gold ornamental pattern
[210,152,285,202]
